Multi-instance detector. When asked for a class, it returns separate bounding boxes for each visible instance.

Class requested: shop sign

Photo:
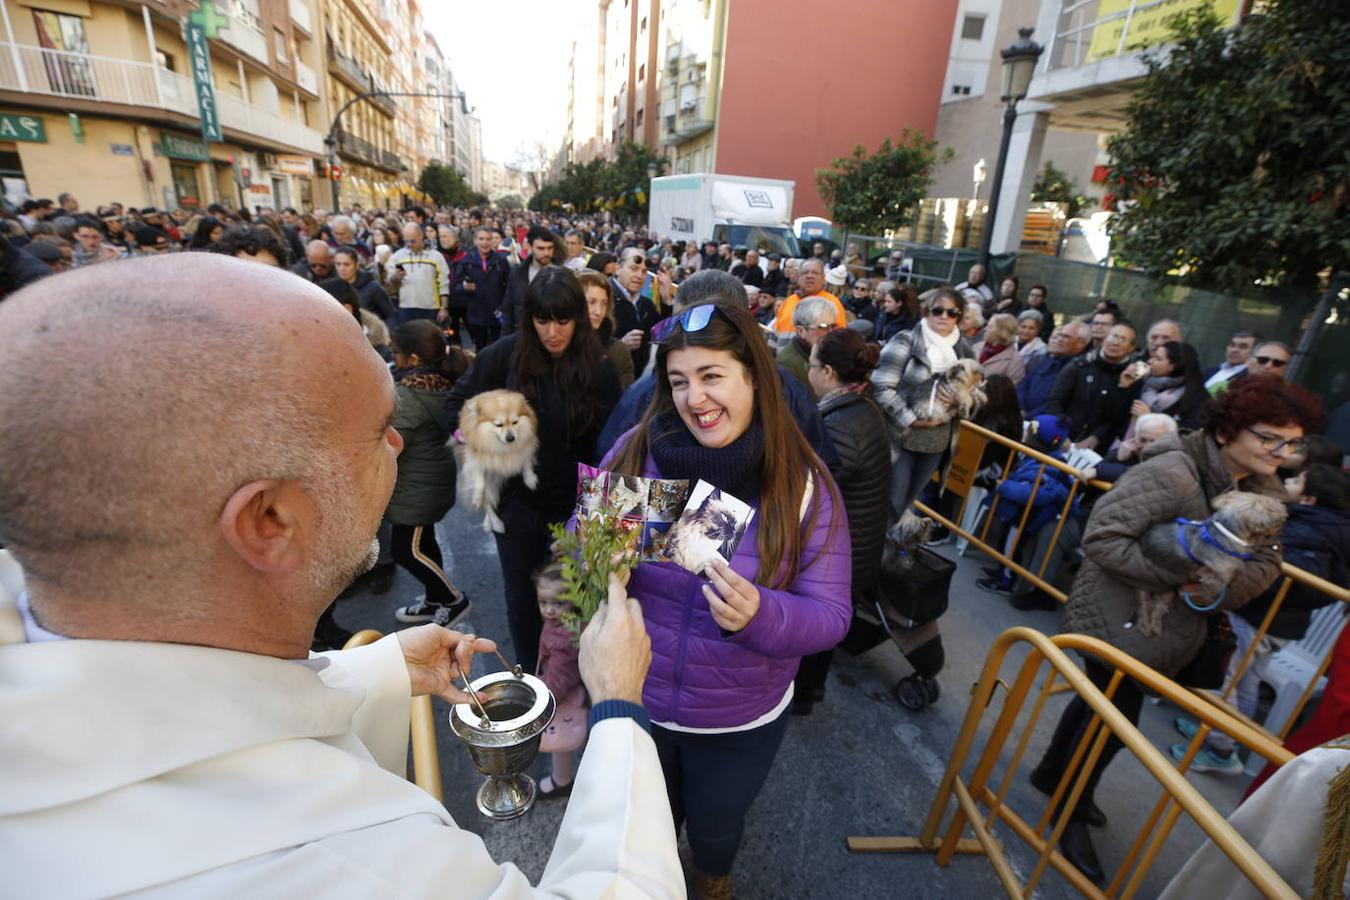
[0,114,46,143]
[275,154,312,176]
[186,22,223,142]
[110,143,135,156]
[247,183,271,194]
[161,133,210,161]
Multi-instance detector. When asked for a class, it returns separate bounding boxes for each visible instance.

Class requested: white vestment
[0,589,683,898]
[1160,740,1350,899]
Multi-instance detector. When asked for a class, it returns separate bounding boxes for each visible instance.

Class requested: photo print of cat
[663,479,755,575]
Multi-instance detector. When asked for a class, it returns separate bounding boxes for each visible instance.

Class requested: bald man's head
[304,239,333,276]
[0,255,394,605]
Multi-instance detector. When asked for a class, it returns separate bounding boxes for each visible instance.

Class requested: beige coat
[1061,429,1284,677]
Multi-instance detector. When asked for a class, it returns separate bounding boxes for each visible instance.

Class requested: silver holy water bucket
[448,669,556,820]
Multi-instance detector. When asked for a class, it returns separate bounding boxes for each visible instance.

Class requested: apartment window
[640,16,646,32]
[638,63,645,81]
[273,28,288,62]
[156,50,177,72]
[961,14,985,41]
[31,10,94,96]
[636,108,644,127]
[951,84,972,95]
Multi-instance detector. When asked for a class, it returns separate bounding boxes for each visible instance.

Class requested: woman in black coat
[793,327,892,714]
[333,246,393,322]
[445,267,621,672]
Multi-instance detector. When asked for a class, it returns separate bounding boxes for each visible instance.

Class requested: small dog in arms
[1133,491,1287,637]
[454,389,540,533]
[904,359,988,424]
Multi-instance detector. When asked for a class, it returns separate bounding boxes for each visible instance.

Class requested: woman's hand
[396,624,497,704]
[702,558,760,632]
[1130,399,1150,418]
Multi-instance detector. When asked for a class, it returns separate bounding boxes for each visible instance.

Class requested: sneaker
[1173,715,1199,741]
[980,566,1005,581]
[1170,743,1242,774]
[431,596,472,629]
[395,596,446,624]
[895,673,940,710]
[977,576,1014,595]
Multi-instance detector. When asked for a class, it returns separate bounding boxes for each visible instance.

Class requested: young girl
[533,558,588,799]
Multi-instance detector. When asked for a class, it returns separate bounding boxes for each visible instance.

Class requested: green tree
[1031,161,1096,219]
[1106,1,1350,293]
[816,130,949,234]
[496,194,524,210]
[417,161,477,208]
[529,142,666,218]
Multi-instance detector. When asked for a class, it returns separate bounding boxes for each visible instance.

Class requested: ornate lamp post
[978,27,1044,269]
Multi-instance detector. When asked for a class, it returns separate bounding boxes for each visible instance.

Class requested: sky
[423,1,578,167]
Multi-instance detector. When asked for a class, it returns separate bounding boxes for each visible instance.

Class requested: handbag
[1174,613,1237,690]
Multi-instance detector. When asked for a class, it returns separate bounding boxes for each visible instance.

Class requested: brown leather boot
[694,871,734,900]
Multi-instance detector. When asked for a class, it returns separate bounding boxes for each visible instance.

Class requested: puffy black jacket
[1237,503,1350,640]
[1045,353,1138,447]
[820,388,892,594]
[351,269,393,320]
[501,260,534,335]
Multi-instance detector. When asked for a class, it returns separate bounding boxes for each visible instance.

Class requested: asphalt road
[333,503,1254,898]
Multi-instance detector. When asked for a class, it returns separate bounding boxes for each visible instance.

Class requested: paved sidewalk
[336,505,1255,898]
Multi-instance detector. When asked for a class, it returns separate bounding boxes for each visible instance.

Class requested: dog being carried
[1133,491,1287,637]
[453,389,540,533]
[903,358,987,425]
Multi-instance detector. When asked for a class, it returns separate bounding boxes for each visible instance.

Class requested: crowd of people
[1,195,1347,897]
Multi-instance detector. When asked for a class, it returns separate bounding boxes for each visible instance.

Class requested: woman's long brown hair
[612,302,840,589]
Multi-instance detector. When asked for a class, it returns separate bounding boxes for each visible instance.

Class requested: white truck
[648,173,801,257]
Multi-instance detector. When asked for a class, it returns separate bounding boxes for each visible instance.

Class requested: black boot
[895,674,940,710]
[367,563,396,595]
[1010,588,1059,611]
[1058,819,1104,884]
[1028,766,1108,828]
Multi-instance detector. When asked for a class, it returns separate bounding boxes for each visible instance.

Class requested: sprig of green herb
[548,501,639,639]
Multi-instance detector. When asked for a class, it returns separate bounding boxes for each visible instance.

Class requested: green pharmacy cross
[188,2,230,39]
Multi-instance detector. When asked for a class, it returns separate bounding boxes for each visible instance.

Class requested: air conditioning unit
[259,152,278,168]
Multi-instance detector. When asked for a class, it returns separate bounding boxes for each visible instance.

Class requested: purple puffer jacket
[598,438,852,728]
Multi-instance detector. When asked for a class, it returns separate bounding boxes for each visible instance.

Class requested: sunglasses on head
[651,304,719,343]
[1253,355,1287,368]
[929,306,962,319]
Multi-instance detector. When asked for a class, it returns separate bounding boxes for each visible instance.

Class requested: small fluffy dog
[454,389,540,533]
[665,489,740,573]
[882,512,935,575]
[905,359,988,424]
[1133,491,1287,637]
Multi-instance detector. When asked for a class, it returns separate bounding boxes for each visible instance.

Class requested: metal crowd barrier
[343,629,444,803]
[848,628,1300,898]
[916,419,1350,744]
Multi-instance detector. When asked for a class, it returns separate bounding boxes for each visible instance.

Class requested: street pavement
[335,503,1254,898]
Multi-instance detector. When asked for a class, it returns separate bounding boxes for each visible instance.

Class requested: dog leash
[1174,517,1248,612]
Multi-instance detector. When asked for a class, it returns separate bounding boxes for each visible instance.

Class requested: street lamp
[646,161,658,180]
[978,27,1043,270]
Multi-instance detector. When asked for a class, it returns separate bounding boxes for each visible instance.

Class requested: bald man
[772,258,846,334]
[386,222,450,326]
[0,255,681,897]
[289,238,334,282]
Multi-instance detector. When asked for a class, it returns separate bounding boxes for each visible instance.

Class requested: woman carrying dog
[871,285,977,519]
[601,302,850,898]
[446,267,621,674]
[1032,376,1324,884]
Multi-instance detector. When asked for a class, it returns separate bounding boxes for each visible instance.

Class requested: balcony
[334,129,403,173]
[215,10,268,66]
[0,42,323,155]
[289,0,313,36]
[675,99,712,140]
[294,58,317,95]
[367,83,397,117]
[326,39,371,93]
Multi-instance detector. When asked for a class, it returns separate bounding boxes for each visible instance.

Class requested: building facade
[0,0,487,213]
[565,0,958,218]
[0,0,326,211]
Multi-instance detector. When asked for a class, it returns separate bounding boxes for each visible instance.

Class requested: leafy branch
[548,503,639,639]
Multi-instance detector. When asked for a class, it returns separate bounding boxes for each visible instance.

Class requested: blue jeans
[652,708,791,876]
[889,449,944,519]
[396,307,438,325]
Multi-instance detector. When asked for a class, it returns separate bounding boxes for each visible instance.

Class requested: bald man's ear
[219,480,312,574]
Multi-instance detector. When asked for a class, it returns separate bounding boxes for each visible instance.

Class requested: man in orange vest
[773,258,847,334]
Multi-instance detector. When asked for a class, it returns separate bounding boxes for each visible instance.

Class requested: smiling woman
[603,302,849,894]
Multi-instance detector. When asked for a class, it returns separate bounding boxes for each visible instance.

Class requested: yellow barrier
[919,419,1350,744]
[848,627,1300,898]
[343,629,444,804]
